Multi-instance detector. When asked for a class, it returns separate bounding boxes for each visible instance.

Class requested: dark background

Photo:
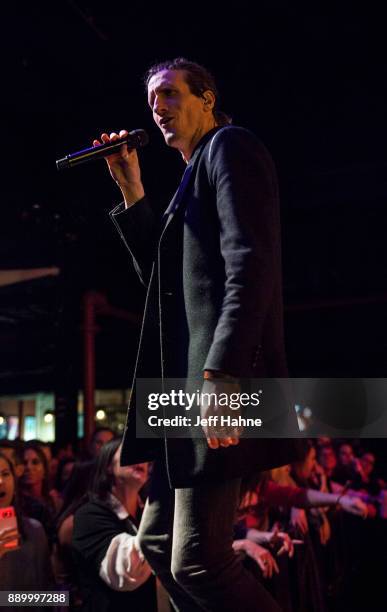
[1,1,387,394]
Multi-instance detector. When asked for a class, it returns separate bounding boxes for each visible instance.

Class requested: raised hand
[93,130,145,206]
[339,495,368,518]
[233,539,279,579]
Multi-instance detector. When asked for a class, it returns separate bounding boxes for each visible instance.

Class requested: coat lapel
[160,162,194,237]
[159,127,224,241]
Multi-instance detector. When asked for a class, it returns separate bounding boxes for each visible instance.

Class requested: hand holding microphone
[95,130,146,206]
[57,129,148,208]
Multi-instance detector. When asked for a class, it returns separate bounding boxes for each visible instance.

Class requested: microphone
[56,129,149,171]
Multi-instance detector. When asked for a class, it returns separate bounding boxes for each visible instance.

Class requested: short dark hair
[144,57,232,126]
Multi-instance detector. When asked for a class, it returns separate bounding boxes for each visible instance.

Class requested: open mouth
[0,491,6,499]
[160,117,173,127]
[132,465,146,475]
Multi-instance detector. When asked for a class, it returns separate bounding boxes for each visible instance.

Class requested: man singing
[95,57,294,611]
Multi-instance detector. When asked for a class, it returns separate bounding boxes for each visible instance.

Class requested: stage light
[96,409,106,421]
[44,411,54,424]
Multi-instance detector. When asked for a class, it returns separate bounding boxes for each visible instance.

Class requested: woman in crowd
[72,439,157,612]
[0,452,53,608]
[19,441,59,542]
[54,456,76,497]
[289,442,368,611]
[52,460,96,608]
[317,444,337,482]
[20,441,61,511]
[238,464,367,538]
[236,442,368,612]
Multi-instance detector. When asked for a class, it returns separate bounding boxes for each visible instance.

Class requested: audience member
[0,431,383,611]
[332,442,364,486]
[87,427,115,460]
[72,439,157,612]
[55,456,76,496]
[19,442,59,543]
[0,440,24,478]
[21,442,60,510]
[0,452,53,604]
[358,451,382,495]
[317,445,337,481]
[52,461,96,608]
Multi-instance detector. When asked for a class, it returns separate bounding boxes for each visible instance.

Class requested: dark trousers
[137,460,281,612]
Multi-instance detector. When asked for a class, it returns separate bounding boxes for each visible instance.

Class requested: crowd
[0,430,385,612]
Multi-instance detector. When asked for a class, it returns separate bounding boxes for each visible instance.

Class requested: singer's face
[147,69,216,161]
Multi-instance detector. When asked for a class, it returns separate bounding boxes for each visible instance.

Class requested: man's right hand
[93,130,145,207]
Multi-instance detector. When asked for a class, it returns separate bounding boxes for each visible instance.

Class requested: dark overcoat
[111,126,297,488]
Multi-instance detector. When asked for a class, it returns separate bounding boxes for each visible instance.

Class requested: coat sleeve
[109,197,159,287]
[203,127,281,377]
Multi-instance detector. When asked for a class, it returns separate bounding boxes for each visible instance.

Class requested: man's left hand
[200,377,243,449]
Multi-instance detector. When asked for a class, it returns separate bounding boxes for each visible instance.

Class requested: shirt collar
[107,492,144,521]
[187,126,223,167]
[107,493,129,520]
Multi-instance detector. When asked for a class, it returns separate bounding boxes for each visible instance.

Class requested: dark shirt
[72,499,157,612]
[19,493,56,548]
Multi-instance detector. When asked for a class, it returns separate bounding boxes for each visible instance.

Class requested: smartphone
[0,506,20,551]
